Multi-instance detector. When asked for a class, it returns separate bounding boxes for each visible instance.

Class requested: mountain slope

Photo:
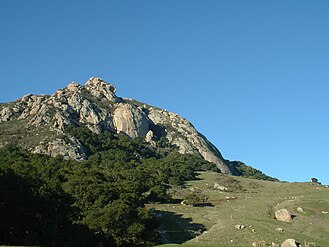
[152,172,329,247]
[0,77,231,173]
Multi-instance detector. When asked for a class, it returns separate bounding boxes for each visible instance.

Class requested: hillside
[0,77,297,247]
[152,172,329,247]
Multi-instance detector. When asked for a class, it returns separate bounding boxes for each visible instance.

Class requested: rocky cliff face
[0,77,232,173]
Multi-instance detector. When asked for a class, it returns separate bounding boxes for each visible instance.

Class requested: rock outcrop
[113,103,149,138]
[147,107,230,173]
[85,77,120,102]
[214,182,228,191]
[0,77,233,173]
[32,138,87,160]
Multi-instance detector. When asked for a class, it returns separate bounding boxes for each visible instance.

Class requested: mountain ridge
[0,77,234,173]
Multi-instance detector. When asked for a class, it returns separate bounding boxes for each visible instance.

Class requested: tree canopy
[0,127,218,246]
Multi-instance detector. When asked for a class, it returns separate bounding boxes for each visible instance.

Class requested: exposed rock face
[0,107,15,122]
[147,107,230,173]
[113,103,149,138]
[275,209,293,222]
[32,138,87,160]
[0,77,233,173]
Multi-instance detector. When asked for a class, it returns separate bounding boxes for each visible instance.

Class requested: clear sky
[1,0,329,184]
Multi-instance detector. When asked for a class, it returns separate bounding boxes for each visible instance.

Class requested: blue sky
[1,0,329,184]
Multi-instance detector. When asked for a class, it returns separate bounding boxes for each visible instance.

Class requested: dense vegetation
[0,127,218,247]
[228,160,278,181]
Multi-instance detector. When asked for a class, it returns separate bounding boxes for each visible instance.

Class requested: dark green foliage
[214,174,243,192]
[0,146,94,247]
[229,161,278,181]
[311,177,320,184]
[183,191,209,206]
[0,127,217,246]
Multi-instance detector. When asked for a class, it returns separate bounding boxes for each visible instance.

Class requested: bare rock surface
[113,103,149,138]
[0,107,14,122]
[32,137,87,160]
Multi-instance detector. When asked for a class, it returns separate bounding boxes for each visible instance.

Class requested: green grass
[151,171,329,247]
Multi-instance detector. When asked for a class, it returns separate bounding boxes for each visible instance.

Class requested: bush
[183,192,209,206]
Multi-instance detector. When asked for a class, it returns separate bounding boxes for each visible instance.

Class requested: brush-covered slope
[0,77,232,173]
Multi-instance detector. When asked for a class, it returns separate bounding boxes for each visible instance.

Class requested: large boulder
[0,107,14,122]
[113,103,149,138]
[275,209,293,222]
[296,207,304,213]
[281,239,299,247]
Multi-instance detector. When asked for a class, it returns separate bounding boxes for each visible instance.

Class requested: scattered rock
[235,225,245,229]
[181,200,188,205]
[271,243,280,247]
[281,238,299,247]
[252,241,266,247]
[214,182,228,191]
[296,207,304,213]
[275,209,293,222]
[322,211,328,214]
[276,227,284,232]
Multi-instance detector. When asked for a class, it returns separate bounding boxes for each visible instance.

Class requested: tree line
[0,127,217,246]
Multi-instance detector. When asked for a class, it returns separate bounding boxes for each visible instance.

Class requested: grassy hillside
[151,172,329,247]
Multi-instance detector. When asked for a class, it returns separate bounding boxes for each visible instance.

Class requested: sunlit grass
[153,172,329,247]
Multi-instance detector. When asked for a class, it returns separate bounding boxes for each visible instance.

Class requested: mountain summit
[0,77,233,173]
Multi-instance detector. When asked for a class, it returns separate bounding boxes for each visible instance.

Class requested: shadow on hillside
[193,202,214,207]
[154,210,206,244]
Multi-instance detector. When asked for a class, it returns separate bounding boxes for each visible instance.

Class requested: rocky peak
[85,77,116,92]
[0,77,234,174]
[66,81,83,92]
[85,77,119,102]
